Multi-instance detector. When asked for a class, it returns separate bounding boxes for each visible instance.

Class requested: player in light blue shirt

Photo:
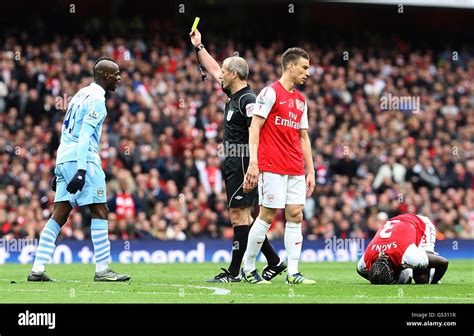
[28,58,130,282]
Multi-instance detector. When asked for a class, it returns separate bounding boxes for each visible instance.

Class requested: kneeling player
[357,213,448,284]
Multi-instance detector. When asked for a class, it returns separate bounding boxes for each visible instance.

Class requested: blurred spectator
[372,155,407,192]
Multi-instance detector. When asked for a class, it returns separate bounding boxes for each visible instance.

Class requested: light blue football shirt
[56,82,107,167]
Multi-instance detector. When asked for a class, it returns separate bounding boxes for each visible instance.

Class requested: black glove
[51,175,57,192]
[66,169,86,194]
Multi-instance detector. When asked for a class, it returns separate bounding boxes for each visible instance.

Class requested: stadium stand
[1,4,473,243]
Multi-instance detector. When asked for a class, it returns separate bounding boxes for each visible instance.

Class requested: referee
[190,28,286,282]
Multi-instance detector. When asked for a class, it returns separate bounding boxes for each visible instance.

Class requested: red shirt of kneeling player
[357,213,449,284]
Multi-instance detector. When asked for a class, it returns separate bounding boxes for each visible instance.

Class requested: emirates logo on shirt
[275,111,301,129]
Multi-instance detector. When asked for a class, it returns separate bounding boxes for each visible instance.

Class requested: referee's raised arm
[189,28,222,84]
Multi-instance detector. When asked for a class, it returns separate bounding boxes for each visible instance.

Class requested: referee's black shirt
[223,85,256,146]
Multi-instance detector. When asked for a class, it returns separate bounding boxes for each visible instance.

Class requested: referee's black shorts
[223,156,257,208]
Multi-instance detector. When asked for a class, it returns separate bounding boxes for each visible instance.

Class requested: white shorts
[416,215,436,253]
[258,171,306,209]
[402,243,429,269]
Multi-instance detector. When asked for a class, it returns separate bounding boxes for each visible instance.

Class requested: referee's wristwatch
[195,43,205,52]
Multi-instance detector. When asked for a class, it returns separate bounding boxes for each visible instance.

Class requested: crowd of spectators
[1,19,473,243]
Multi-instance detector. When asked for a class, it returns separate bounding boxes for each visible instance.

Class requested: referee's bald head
[223,56,249,80]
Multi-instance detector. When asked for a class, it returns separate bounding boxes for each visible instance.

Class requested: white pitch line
[127,282,232,295]
[0,288,239,297]
[0,279,231,296]
[2,280,471,301]
[0,288,192,296]
[0,288,309,299]
[191,285,230,295]
[0,288,50,292]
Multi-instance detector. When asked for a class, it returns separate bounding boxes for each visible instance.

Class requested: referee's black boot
[262,260,287,281]
[206,268,241,283]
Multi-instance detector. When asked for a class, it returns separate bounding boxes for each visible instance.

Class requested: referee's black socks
[228,225,250,277]
[260,236,280,267]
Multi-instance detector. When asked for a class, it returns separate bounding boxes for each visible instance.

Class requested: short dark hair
[369,253,397,284]
[94,57,115,67]
[281,47,309,70]
[93,57,116,80]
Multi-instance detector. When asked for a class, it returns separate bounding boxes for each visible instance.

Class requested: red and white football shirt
[116,192,136,220]
[253,81,308,175]
[363,214,428,271]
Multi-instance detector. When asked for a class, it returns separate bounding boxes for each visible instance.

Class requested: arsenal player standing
[189,28,285,283]
[242,48,316,284]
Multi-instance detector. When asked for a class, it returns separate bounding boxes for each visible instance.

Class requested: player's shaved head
[93,57,118,80]
[93,57,121,92]
[223,56,249,80]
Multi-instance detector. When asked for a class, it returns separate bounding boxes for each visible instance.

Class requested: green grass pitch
[0,260,472,303]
